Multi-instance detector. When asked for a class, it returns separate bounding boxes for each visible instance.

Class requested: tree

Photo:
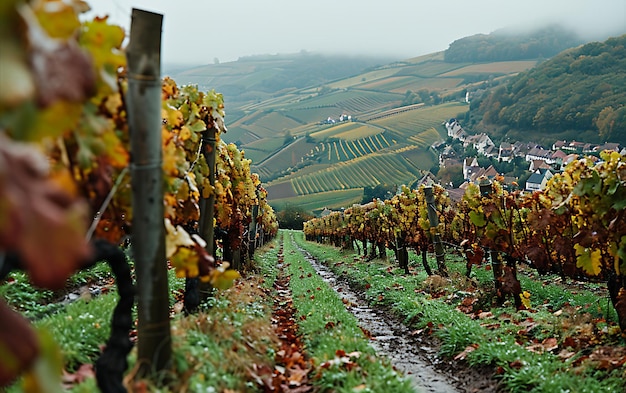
[437,165,464,187]
[362,184,395,204]
[276,204,313,230]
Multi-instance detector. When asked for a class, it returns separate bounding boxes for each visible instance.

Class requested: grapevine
[304,155,626,330]
[1,0,277,388]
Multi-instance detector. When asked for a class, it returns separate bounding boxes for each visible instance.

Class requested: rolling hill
[168,26,598,214]
[470,34,626,145]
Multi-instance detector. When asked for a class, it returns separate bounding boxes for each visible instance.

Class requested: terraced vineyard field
[269,189,364,213]
[309,122,383,141]
[289,152,422,195]
[203,50,545,213]
[288,90,402,115]
[316,133,393,163]
[357,76,465,94]
[371,102,467,140]
[226,110,303,144]
[438,60,537,76]
[251,138,318,179]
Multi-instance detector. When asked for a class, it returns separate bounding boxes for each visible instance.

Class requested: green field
[315,133,393,163]
[282,152,422,196]
[310,122,384,141]
[268,188,364,213]
[371,102,468,140]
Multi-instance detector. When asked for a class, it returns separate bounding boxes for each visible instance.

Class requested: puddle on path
[296,246,463,393]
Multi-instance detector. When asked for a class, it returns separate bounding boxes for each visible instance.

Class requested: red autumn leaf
[0,137,91,289]
[0,301,39,386]
[62,363,95,387]
[25,12,96,108]
[542,337,559,352]
[359,326,373,339]
[454,344,479,361]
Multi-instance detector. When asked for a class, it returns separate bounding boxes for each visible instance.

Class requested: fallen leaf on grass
[62,363,95,388]
[587,346,626,370]
[526,337,558,353]
[454,344,479,360]
[359,326,373,339]
[557,349,577,360]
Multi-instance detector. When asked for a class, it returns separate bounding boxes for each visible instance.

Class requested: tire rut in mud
[295,245,500,393]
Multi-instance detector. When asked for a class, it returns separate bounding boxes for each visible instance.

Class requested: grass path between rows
[278,230,414,392]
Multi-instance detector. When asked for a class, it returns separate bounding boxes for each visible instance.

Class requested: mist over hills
[167,52,399,118]
[444,24,584,63]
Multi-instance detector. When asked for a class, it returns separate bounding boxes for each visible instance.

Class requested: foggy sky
[86,0,626,66]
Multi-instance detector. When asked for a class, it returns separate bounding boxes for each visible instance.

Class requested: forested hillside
[444,25,582,63]
[471,34,626,144]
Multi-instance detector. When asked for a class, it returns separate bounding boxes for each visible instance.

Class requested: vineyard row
[304,152,626,331]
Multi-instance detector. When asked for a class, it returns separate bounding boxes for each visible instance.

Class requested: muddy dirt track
[294,243,501,393]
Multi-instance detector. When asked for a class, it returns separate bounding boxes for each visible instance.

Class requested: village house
[551,139,617,154]
[482,144,498,159]
[498,142,515,162]
[438,145,459,167]
[525,147,556,164]
[463,157,479,180]
[528,159,552,172]
[469,165,499,183]
[464,133,495,155]
[525,168,553,192]
[595,142,622,153]
[445,118,467,141]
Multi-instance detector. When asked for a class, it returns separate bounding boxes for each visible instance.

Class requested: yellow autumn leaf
[520,291,531,309]
[210,267,241,290]
[170,247,199,278]
[574,244,602,276]
[164,218,194,258]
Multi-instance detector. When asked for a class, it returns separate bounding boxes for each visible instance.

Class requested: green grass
[0,262,115,320]
[293,232,626,393]
[35,293,119,371]
[281,231,413,392]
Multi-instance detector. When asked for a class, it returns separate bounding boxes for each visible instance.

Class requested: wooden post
[477,177,504,303]
[126,8,171,374]
[424,187,448,277]
[424,186,448,277]
[248,199,259,259]
[197,126,218,300]
[199,126,217,258]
